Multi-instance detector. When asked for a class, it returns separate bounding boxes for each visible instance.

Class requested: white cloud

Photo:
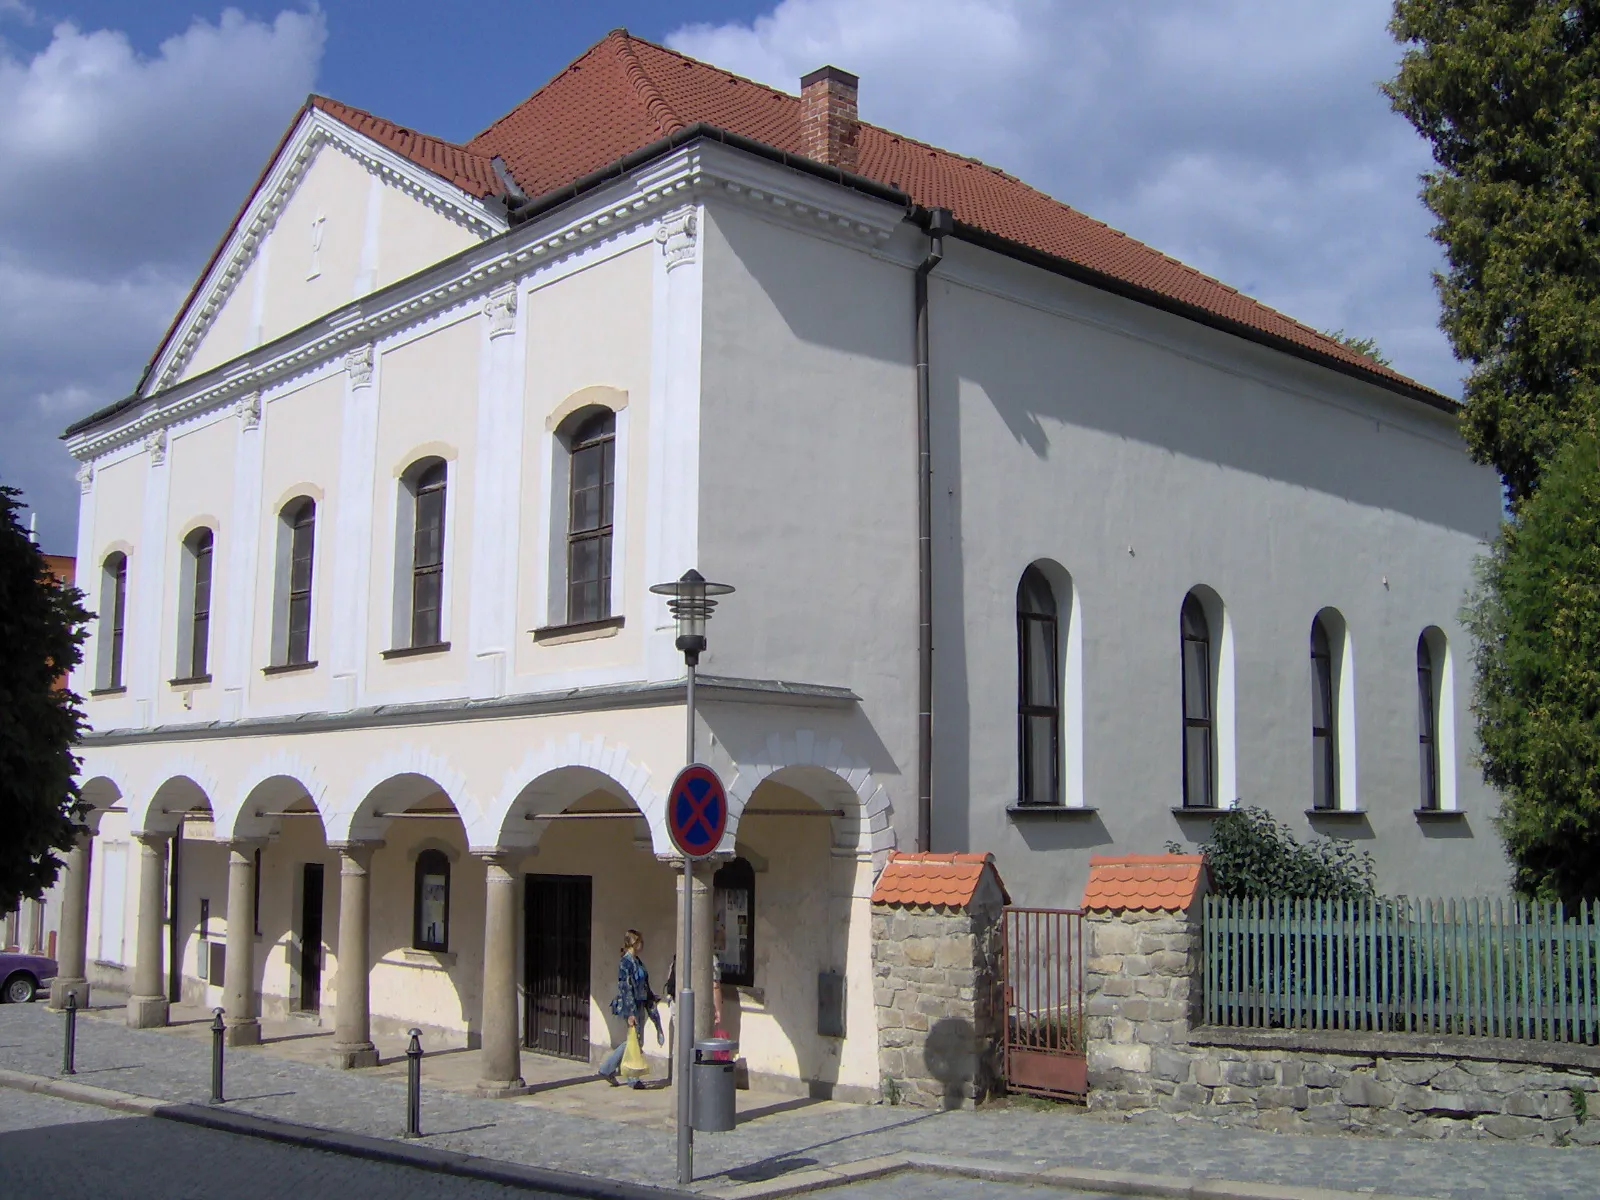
[0,9,325,551]
[669,0,1456,394]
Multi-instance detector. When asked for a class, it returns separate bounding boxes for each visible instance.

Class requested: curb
[0,1068,685,1200]
[0,1068,1447,1200]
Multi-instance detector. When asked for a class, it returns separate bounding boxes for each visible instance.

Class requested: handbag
[620,1026,649,1079]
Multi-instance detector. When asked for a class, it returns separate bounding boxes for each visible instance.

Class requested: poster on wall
[713,857,755,986]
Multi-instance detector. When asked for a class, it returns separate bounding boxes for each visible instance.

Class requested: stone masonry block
[1093,922,1140,956]
[1340,1077,1395,1108]
[1151,1047,1192,1083]
[1089,1042,1152,1074]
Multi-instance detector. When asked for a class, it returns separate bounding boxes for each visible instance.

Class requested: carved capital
[655,208,698,270]
[236,391,261,430]
[144,428,167,466]
[485,282,517,339]
[75,462,94,494]
[344,344,374,388]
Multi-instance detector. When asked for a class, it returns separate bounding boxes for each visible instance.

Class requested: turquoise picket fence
[1202,895,1600,1042]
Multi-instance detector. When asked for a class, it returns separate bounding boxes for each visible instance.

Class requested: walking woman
[598,929,656,1087]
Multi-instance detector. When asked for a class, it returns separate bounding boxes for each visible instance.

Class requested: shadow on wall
[923,1016,979,1111]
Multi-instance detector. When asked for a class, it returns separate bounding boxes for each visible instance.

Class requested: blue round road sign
[668,764,727,858]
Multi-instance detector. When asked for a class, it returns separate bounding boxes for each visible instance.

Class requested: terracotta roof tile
[871,851,1010,909]
[294,28,1440,404]
[1081,854,1206,913]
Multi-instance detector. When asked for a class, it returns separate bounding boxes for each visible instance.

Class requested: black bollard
[404,1028,423,1138]
[210,1008,226,1103]
[61,991,77,1076]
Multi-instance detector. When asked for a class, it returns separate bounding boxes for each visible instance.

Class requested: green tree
[0,485,90,912]
[1464,435,1600,903]
[1385,1,1600,504]
[1169,807,1376,899]
[1325,329,1393,367]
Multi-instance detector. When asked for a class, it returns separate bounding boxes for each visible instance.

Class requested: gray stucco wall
[696,194,1509,905]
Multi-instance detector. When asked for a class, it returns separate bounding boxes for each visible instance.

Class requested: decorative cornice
[485,282,517,338]
[236,391,261,430]
[66,139,909,463]
[655,208,698,270]
[144,108,505,397]
[344,343,374,388]
[145,428,167,466]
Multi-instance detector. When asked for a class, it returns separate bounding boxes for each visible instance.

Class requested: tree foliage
[1464,435,1600,903]
[0,485,90,911]
[1385,1,1600,504]
[1325,329,1393,367]
[1170,807,1376,900]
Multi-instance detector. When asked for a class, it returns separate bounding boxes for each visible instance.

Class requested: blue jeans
[599,1010,646,1077]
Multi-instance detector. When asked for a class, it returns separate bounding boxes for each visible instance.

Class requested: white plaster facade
[56,90,1502,1100]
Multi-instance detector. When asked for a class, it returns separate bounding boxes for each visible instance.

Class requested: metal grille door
[1001,906,1087,1099]
[525,875,592,1061]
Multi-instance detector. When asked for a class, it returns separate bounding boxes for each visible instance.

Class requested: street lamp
[649,568,734,1186]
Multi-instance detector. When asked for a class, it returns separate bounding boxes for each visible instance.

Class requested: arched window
[1017,565,1060,807]
[413,849,450,952]
[566,410,615,625]
[177,528,214,680]
[1181,594,1215,808]
[387,458,448,653]
[1310,617,1338,810]
[270,498,316,668]
[1417,633,1439,810]
[96,551,128,691]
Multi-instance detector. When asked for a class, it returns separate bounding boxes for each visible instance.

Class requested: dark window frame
[409,460,447,648]
[1311,618,1339,810]
[284,498,316,666]
[1016,565,1061,807]
[712,856,756,988]
[565,411,615,626]
[104,552,128,690]
[1180,594,1216,809]
[412,848,451,953]
[185,528,214,679]
[1417,633,1439,811]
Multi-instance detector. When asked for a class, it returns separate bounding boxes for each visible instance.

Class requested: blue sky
[0,1,1454,553]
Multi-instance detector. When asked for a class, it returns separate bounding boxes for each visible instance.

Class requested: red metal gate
[1000,907,1087,1099]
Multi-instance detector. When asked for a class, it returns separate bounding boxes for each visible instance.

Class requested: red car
[0,952,56,1003]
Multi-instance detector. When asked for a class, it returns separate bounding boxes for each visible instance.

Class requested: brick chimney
[800,65,860,172]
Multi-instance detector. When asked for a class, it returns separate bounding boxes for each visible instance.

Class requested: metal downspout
[915,208,952,852]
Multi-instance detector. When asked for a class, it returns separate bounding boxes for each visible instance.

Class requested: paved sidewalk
[0,1000,1595,1198]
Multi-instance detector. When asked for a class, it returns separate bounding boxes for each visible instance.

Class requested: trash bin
[692,1038,738,1132]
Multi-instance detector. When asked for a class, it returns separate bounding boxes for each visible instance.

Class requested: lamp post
[650,568,734,1187]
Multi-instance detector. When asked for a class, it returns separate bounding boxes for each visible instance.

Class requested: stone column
[476,855,526,1096]
[222,842,263,1046]
[126,832,171,1027]
[330,843,380,1068]
[49,831,93,1009]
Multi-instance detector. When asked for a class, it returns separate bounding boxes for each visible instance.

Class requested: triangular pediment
[142,105,506,396]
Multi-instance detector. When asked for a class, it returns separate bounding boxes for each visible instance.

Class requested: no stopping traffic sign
[668,764,727,858]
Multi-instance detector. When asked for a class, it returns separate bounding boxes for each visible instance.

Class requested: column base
[225,1018,262,1047]
[126,994,169,1028]
[330,1041,380,1069]
[48,978,90,1010]
[475,1078,530,1099]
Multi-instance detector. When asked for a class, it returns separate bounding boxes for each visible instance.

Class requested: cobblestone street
[0,999,1596,1198]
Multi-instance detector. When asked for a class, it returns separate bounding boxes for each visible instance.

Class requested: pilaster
[329,346,379,709]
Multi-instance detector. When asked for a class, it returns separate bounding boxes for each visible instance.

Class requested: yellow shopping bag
[620,1026,649,1079]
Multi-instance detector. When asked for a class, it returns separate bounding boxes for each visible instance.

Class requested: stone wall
[1084,905,1600,1144]
[872,899,1004,1109]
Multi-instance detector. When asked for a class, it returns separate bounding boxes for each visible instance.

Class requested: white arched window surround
[94,547,131,693]
[269,494,320,669]
[174,523,217,682]
[1014,559,1084,809]
[1417,626,1458,812]
[1310,608,1358,813]
[1180,586,1236,810]
[538,388,629,631]
[387,451,456,653]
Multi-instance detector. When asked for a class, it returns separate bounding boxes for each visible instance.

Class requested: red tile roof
[1081,854,1207,913]
[307,29,1438,404]
[871,851,1010,909]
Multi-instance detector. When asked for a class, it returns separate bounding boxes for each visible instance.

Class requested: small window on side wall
[97,552,128,691]
[395,458,447,649]
[1310,617,1338,810]
[1180,594,1215,808]
[565,411,615,625]
[271,498,316,667]
[176,528,214,681]
[413,849,450,952]
[1417,632,1440,810]
[1017,565,1060,806]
